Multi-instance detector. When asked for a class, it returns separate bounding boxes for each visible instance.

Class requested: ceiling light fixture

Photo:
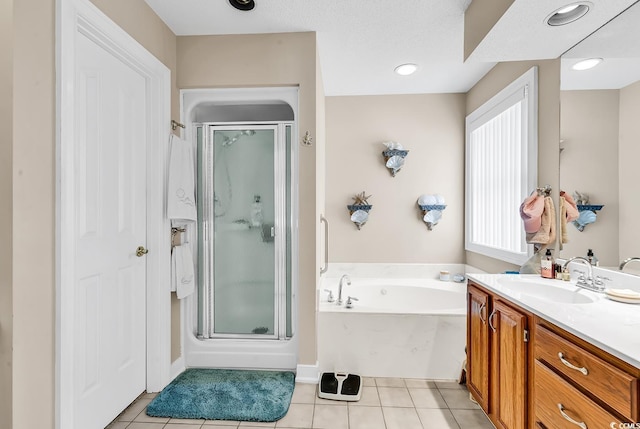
[229,0,255,11]
[546,2,591,26]
[571,58,603,71]
[394,63,418,76]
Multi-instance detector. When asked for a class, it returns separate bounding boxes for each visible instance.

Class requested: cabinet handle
[479,302,486,324]
[557,403,587,429]
[558,352,589,376]
[488,309,497,332]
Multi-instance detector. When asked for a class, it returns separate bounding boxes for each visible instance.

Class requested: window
[465,67,538,265]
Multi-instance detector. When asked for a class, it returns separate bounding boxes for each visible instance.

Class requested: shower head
[221,129,255,147]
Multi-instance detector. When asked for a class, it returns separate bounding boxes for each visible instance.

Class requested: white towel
[167,135,197,222]
[172,244,195,299]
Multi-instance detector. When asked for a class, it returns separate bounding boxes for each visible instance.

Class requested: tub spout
[338,274,351,305]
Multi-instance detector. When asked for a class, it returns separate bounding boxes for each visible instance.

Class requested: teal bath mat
[146,368,295,422]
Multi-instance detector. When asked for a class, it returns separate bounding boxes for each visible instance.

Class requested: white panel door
[73,31,147,428]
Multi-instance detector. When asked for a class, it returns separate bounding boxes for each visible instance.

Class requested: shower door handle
[320,215,329,275]
[271,226,275,237]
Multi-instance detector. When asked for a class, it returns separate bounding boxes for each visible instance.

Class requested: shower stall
[182,88,298,370]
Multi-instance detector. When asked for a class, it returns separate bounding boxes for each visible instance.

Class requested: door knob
[136,246,149,257]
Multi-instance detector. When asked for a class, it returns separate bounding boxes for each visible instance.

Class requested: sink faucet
[620,257,640,272]
[337,274,351,305]
[562,256,604,292]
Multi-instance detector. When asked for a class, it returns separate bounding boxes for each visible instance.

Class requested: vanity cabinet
[533,318,639,428]
[467,280,640,429]
[467,283,529,429]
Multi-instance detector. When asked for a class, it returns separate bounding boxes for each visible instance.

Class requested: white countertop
[467,273,640,369]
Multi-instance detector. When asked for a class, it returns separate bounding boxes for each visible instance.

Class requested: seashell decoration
[385,155,405,176]
[347,191,373,230]
[381,141,409,177]
[572,190,604,232]
[417,194,446,230]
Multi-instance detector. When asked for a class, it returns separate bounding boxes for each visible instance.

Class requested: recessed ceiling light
[229,0,255,11]
[394,64,418,76]
[571,58,603,71]
[546,2,591,26]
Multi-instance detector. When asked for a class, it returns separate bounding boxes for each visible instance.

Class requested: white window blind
[465,67,538,265]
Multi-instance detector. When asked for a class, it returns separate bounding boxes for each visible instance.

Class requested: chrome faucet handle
[323,289,335,303]
[345,296,359,309]
[593,276,610,288]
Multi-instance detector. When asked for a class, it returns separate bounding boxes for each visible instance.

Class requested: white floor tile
[348,406,385,429]
[450,409,495,429]
[404,379,438,389]
[126,423,166,429]
[439,389,481,410]
[291,383,317,404]
[118,398,152,422]
[202,420,239,426]
[275,403,314,428]
[382,407,423,429]
[378,387,414,407]
[312,404,348,429]
[408,388,448,409]
[375,377,406,388]
[416,408,461,429]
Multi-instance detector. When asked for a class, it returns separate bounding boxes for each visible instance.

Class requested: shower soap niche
[318,372,362,402]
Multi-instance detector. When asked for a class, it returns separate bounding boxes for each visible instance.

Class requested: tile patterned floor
[107,378,495,429]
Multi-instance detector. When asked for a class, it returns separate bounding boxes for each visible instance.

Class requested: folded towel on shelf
[519,193,545,233]
[526,196,556,245]
[167,134,197,223]
[172,244,195,299]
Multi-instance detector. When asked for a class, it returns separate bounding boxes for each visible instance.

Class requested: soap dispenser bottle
[250,195,264,228]
[541,249,554,279]
[587,249,599,266]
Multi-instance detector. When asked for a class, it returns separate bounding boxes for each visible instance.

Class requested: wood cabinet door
[467,284,490,412]
[492,299,528,429]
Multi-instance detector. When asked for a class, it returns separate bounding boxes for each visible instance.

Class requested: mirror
[559,1,640,271]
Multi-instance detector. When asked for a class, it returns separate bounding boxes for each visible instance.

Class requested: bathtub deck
[108,378,494,429]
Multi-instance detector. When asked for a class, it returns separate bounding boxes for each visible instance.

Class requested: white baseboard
[170,356,185,382]
[296,362,319,384]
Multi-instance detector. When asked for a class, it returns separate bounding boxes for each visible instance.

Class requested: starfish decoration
[352,191,371,205]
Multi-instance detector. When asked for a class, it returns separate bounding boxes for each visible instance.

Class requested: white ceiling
[144,0,639,96]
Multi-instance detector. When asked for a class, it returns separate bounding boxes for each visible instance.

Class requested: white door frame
[55,0,172,427]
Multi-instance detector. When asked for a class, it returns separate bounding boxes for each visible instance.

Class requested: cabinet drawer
[535,361,625,428]
[535,325,637,420]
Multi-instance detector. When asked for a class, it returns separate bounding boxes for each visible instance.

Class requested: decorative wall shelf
[382,149,409,177]
[348,192,372,230]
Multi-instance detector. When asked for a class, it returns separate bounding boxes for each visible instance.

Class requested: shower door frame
[197,122,295,341]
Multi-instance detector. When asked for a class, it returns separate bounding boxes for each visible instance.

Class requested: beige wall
[559,90,619,266]
[0,1,13,428]
[10,0,177,428]
[177,32,320,365]
[325,94,466,263]
[464,0,514,60]
[13,2,56,429]
[619,80,640,260]
[465,60,561,273]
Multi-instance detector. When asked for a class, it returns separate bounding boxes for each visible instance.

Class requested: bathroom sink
[498,277,596,304]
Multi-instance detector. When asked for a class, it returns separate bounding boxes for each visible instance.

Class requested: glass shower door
[200,125,279,337]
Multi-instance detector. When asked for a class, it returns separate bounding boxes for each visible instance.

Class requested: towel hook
[171,120,185,131]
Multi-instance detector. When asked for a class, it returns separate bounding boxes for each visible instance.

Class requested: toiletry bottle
[250,195,263,228]
[587,249,599,267]
[541,249,554,279]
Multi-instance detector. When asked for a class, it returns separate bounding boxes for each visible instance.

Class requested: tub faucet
[337,274,351,305]
[620,257,640,272]
[562,256,603,292]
